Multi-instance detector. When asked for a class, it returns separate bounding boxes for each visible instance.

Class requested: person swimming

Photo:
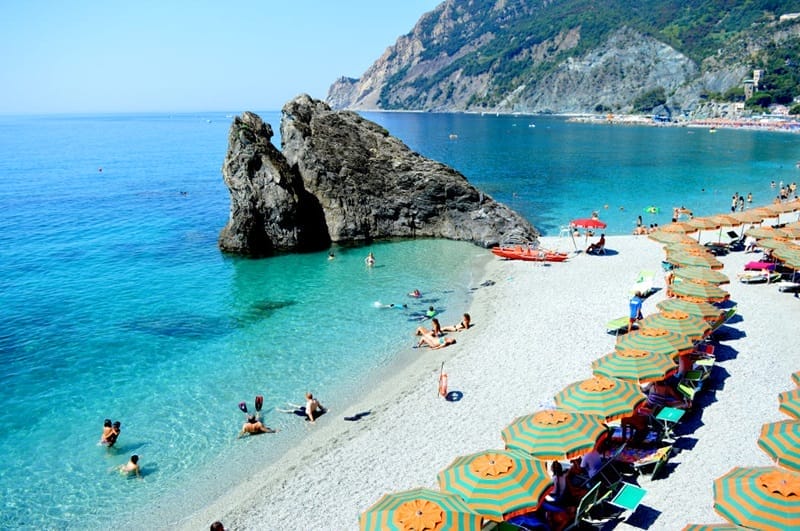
[118,455,140,477]
[408,289,421,298]
[365,252,375,267]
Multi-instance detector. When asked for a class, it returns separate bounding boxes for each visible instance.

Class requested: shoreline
[179,234,798,530]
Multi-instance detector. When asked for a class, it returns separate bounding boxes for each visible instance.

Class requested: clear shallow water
[1,111,798,528]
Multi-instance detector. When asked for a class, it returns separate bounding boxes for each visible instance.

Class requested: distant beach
[180,232,799,530]
[568,113,800,134]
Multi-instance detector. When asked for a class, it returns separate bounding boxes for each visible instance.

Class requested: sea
[1,111,798,529]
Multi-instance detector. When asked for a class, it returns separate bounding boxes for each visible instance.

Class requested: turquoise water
[1,112,798,528]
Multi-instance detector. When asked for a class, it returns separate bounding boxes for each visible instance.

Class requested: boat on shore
[491,245,570,262]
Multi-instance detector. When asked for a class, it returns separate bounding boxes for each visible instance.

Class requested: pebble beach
[179,233,799,530]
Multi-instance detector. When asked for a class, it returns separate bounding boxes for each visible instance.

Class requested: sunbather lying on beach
[417,334,456,349]
[239,415,277,436]
[441,313,471,332]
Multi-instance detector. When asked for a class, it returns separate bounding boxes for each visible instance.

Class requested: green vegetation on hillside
[379,0,800,110]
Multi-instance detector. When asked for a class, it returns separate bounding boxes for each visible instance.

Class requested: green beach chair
[606,316,635,336]
[608,481,647,515]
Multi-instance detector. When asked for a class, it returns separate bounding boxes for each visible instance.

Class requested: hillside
[327,0,800,117]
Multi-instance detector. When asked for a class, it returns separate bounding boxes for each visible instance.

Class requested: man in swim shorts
[118,455,140,477]
[305,393,325,423]
[628,291,644,333]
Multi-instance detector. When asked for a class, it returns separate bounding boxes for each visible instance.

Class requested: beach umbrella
[501,409,607,460]
[757,238,793,251]
[664,242,710,256]
[778,225,800,239]
[360,487,482,531]
[591,349,676,383]
[793,371,800,387]
[706,214,744,243]
[745,227,789,240]
[649,231,696,244]
[686,217,721,232]
[774,248,800,270]
[713,466,800,530]
[665,251,724,270]
[669,281,730,303]
[764,200,800,214]
[437,449,550,522]
[779,389,800,420]
[570,218,607,230]
[660,222,693,233]
[757,420,800,472]
[657,298,723,323]
[615,327,696,357]
[681,525,746,531]
[731,210,767,225]
[672,266,730,285]
[638,311,711,342]
[553,375,646,421]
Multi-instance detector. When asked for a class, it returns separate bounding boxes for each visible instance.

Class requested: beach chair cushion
[608,482,647,512]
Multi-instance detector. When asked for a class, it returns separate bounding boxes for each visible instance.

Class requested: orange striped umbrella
[731,210,767,224]
[615,327,696,357]
[649,231,697,244]
[656,298,723,323]
[665,251,724,270]
[669,280,730,303]
[501,409,607,460]
[553,375,646,421]
[713,466,800,530]
[779,388,800,419]
[686,217,721,231]
[745,227,790,240]
[638,311,711,342]
[437,449,550,522]
[757,420,800,472]
[360,488,482,531]
[665,242,711,256]
[660,222,694,233]
[793,370,800,387]
[592,349,676,383]
[672,266,730,285]
[682,525,745,531]
[778,225,800,239]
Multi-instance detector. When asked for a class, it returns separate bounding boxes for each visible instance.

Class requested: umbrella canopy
[774,248,800,269]
[682,525,746,531]
[665,251,724,270]
[779,389,800,420]
[779,225,800,239]
[657,298,723,323]
[638,311,711,342]
[660,222,694,233]
[553,375,646,421]
[669,281,730,303]
[757,420,800,472]
[437,449,550,522]
[731,210,767,224]
[672,266,730,285]
[757,238,793,250]
[713,466,800,530]
[649,231,697,244]
[686,217,722,231]
[764,200,800,214]
[665,242,711,256]
[592,349,676,383]
[571,218,607,229]
[501,409,607,460]
[793,370,800,387]
[360,487,482,531]
[706,214,742,228]
[745,227,790,240]
[615,327,696,357]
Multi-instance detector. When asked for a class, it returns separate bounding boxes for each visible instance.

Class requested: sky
[0,1,442,113]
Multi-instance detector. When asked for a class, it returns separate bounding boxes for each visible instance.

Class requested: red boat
[491,245,570,262]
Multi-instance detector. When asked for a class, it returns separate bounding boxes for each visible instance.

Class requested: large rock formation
[218,95,538,256]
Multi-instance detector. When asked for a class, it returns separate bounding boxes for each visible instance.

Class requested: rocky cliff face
[218,96,538,256]
[326,0,800,116]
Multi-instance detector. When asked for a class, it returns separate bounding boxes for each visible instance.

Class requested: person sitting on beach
[417,334,456,350]
[580,446,604,479]
[586,233,605,254]
[99,419,114,445]
[416,318,442,337]
[644,379,689,409]
[305,392,325,423]
[441,313,471,332]
[239,415,277,436]
[117,455,141,477]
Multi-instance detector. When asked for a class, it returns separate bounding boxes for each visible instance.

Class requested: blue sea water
[1,111,798,529]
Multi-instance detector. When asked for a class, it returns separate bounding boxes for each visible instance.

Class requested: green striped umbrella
[731,210,767,224]
[779,225,800,239]
[648,231,696,244]
[774,248,800,269]
[779,389,800,420]
[665,251,724,270]
[757,238,793,250]
[672,266,730,285]
[793,371,800,387]
[681,525,746,531]
[713,466,800,530]
[664,242,710,256]
[686,217,721,231]
[657,298,723,323]
[745,227,790,240]
[501,409,607,460]
[360,487,482,531]
[660,222,694,233]
[437,449,550,522]
[615,327,696,357]
[669,281,730,303]
[592,349,676,383]
[553,375,646,421]
[757,420,800,472]
[638,311,711,342]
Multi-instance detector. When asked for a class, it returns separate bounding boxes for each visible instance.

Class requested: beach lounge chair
[630,270,656,297]
[606,316,636,336]
[710,306,737,333]
[564,482,615,530]
[607,481,647,516]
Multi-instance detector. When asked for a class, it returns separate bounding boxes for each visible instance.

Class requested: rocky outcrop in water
[218,96,538,256]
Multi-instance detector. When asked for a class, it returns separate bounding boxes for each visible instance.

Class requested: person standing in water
[365,252,375,267]
[118,455,141,477]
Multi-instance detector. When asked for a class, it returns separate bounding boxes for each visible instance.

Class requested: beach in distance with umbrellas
[183,202,800,530]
